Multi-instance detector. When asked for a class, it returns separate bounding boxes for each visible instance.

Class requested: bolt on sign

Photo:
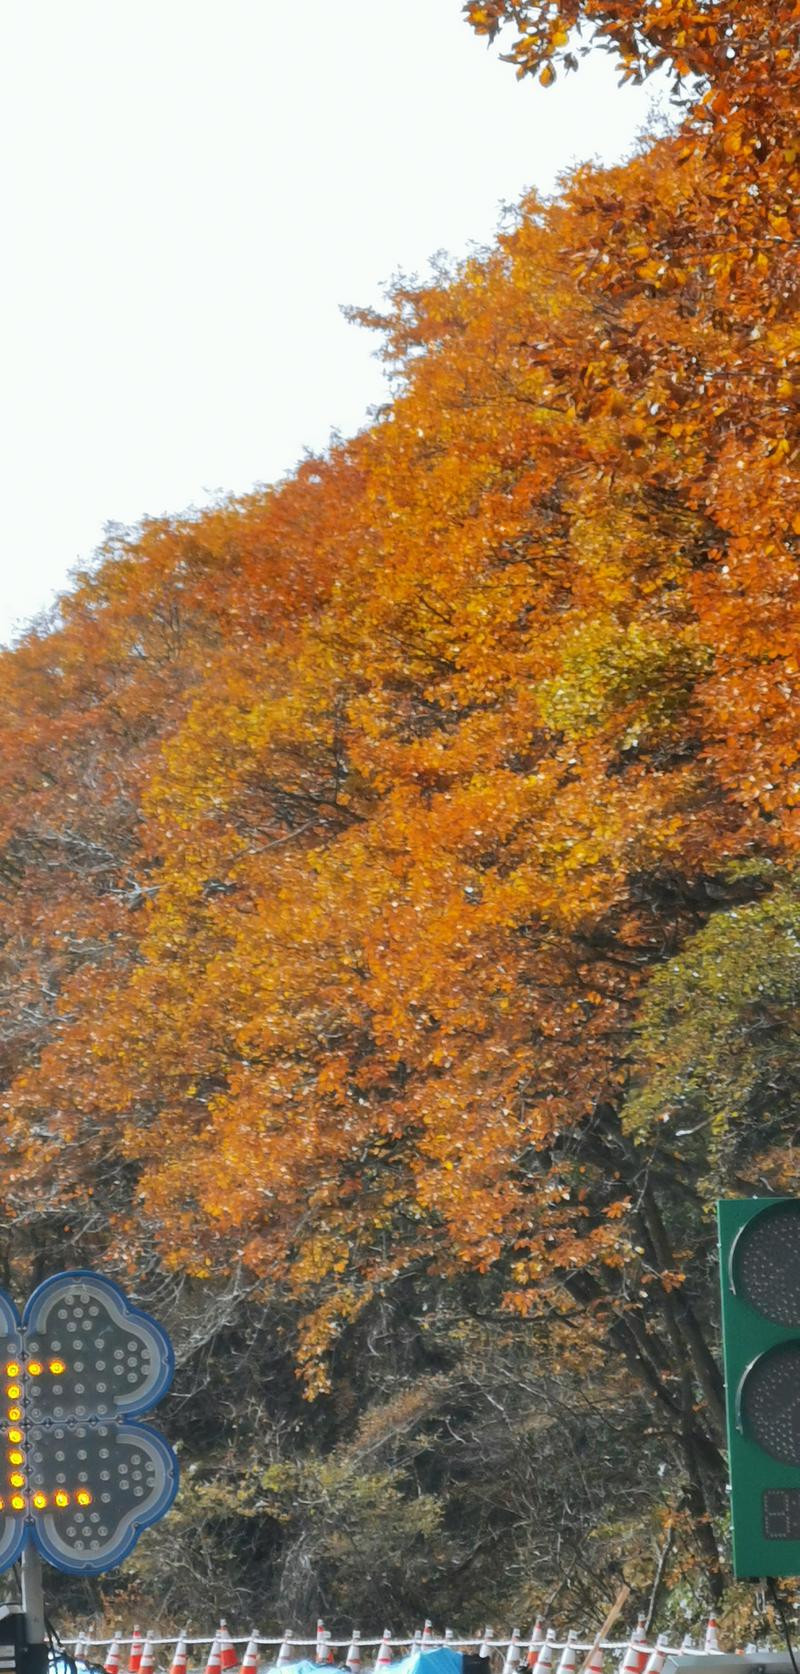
[0,1271,178,1575]
[718,1199,800,1578]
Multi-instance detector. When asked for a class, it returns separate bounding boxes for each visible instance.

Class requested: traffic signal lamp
[718,1198,800,1577]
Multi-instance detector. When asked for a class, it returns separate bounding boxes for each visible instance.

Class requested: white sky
[0,1,669,645]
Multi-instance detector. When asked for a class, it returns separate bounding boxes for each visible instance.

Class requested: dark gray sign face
[740,1341,800,1466]
[734,1204,800,1326]
[0,1271,178,1575]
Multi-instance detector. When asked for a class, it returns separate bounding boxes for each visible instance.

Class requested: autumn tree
[0,0,798,1629]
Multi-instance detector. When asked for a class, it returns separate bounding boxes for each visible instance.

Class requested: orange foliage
[0,0,797,1411]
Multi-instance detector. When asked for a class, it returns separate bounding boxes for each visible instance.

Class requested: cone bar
[346,1633,362,1673]
[139,1637,155,1674]
[169,1634,189,1674]
[105,1635,122,1674]
[556,1634,578,1674]
[376,1633,393,1670]
[277,1635,294,1667]
[503,1631,522,1674]
[219,1624,237,1673]
[129,1631,144,1674]
[241,1635,260,1674]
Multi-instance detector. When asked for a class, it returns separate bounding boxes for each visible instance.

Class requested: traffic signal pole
[20,1546,47,1674]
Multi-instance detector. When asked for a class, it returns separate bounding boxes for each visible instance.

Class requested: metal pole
[20,1544,47,1674]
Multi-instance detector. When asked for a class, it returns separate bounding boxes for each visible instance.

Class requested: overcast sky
[0,1,668,644]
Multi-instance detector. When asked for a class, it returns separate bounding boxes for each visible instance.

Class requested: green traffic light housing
[718,1198,800,1576]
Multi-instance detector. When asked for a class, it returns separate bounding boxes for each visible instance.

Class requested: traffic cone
[139,1638,155,1674]
[376,1633,393,1670]
[346,1634,361,1674]
[643,1636,669,1674]
[534,1633,556,1674]
[444,1635,454,1649]
[556,1634,578,1674]
[218,1624,237,1674]
[705,1620,721,1655]
[479,1631,494,1660]
[527,1623,545,1671]
[421,1625,434,1653]
[277,1635,294,1667]
[316,1625,327,1667]
[679,1639,694,1656]
[205,1638,222,1674]
[169,1634,189,1674]
[129,1631,143,1674]
[75,1637,86,1665]
[619,1637,643,1674]
[240,1635,259,1674]
[105,1636,122,1674]
[585,1646,605,1674]
[504,1631,522,1674]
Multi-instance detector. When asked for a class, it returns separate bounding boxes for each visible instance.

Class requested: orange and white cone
[526,1623,545,1671]
[316,1625,327,1667]
[479,1631,494,1661]
[584,1646,605,1674]
[240,1635,259,1674]
[129,1632,144,1674]
[218,1624,237,1674]
[503,1631,522,1674]
[170,1634,189,1674]
[75,1637,87,1665]
[444,1635,454,1649]
[205,1638,222,1674]
[705,1620,721,1655]
[346,1634,361,1674]
[679,1638,694,1656]
[277,1635,294,1667]
[421,1625,434,1654]
[643,1636,669,1674]
[376,1633,393,1671]
[139,1637,155,1674]
[556,1634,578,1674]
[534,1633,556,1674]
[105,1636,122,1674]
[619,1637,643,1674]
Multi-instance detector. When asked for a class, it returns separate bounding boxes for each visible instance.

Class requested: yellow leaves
[538,62,556,86]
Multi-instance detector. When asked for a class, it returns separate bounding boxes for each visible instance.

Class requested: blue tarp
[265,1652,464,1674]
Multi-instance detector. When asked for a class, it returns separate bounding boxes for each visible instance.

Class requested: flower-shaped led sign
[0,1271,178,1575]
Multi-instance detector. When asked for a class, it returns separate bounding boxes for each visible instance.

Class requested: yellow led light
[55,1490,69,1508]
[32,1492,46,1509]
[6,1387,20,1401]
[76,1489,92,1506]
[8,1452,23,1467]
[10,1495,24,1512]
[9,1474,24,1489]
[27,1362,42,1378]
[7,1409,21,1423]
[4,1365,19,1378]
[7,1430,22,1444]
[48,1360,66,1375]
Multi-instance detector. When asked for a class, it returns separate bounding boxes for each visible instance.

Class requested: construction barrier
[67,1614,760,1671]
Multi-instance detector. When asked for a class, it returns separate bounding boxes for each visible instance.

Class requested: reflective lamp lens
[4,1365,19,1378]
[76,1489,92,1506]
[10,1495,24,1511]
[32,1492,46,1509]
[55,1490,69,1507]
[7,1431,22,1444]
[8,1452,22,1466]
[27,1362,42,1377]
[48,1360,66,1375]
[7,1410,21,1423]
[9,1474,23,1489]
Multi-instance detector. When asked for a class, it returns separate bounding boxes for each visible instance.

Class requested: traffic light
[0,1270,178,1576]
[718,1197,800,1577]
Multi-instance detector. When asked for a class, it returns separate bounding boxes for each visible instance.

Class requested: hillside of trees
[0,0,798,1638]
